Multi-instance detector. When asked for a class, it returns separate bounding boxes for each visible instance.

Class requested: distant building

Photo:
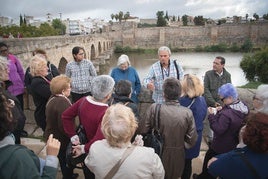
[0,16,9,26]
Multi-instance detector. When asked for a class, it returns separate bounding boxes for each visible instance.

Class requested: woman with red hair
[208,112,268,178]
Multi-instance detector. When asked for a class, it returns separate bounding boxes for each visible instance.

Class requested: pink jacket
[7,54,25,96]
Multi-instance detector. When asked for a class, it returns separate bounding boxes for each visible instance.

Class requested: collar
[0,134,15,149]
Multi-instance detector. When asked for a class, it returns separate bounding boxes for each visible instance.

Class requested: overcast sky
[1,0,267,22]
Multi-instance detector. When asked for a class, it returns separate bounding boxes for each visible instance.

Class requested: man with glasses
[203,56,231,146]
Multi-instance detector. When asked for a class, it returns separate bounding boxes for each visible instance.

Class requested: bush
[241,38,253,52]
[240,48,268,83]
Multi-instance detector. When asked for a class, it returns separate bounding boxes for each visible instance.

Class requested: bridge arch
[90,44,96,61]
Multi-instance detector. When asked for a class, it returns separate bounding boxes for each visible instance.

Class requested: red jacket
[62,97,108,153]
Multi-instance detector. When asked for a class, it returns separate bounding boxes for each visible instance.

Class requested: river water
[105,52,248,86]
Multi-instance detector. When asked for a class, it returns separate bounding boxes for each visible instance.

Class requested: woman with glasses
[193,83,249,179]
[65,46,97,103]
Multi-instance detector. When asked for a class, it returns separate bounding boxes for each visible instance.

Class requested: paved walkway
[22,109,208,179]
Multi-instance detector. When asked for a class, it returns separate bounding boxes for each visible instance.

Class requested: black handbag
[66,124,88,168]
[143,104,164,157]
[66,98,88,168]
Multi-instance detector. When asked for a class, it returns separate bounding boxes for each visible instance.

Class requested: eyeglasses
[78,53,84,55]
[220,97,227,102]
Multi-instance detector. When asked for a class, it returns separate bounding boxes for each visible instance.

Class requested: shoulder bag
[143,104,164,157]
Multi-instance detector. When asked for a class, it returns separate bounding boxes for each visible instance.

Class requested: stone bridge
[2,34,113,74]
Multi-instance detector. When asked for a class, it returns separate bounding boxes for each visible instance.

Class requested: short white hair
[91,75,115,100]
[158,46,171,56]
[117,54,131,66]
[255,84,268,114]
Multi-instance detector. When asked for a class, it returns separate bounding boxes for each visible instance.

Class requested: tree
[240,48,268,83]
[52,18,66,35]
[124,12,130,21]
[177,15,180,21]
[115,14,119,21]
[20,14,23,26]
[165,11,169,21]
[193,16,205,26]
[118,11,124,23]
[246,14,248,21]
[263,13,268,20]
[23,15,26,25]
[182,15,188,26]
[156,11,167,27]
[253,13,259,20]
[111,14,115,21]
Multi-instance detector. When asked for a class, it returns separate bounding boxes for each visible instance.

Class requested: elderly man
[143,46,184,103]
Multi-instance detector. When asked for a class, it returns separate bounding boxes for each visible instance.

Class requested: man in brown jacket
[140,77,197,179]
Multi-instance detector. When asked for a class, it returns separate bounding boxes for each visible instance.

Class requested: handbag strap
[235,150,261,178]
[104,145,136,179]
[155,104,161,130]
[174,60,180,80]
[187,98,196,108]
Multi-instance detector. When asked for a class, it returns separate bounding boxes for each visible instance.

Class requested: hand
[215,102,221,107]
[208,107,217,115]
[72,145,84,157]
[71,135,80,145]
[147,82,155,91]
[46,134,60,156]
[132,134,144,146]
[208,157,218,168]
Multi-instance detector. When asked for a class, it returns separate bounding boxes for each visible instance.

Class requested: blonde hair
[101,103,138,148]
[181,74,204,98]
[29,54,47,77]
[50,75,71,95]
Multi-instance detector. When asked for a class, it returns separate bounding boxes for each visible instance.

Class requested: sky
[1,0,267,22]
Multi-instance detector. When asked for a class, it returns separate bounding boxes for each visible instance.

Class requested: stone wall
[108,22,268,49]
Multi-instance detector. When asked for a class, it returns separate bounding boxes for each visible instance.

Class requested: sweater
[62,96,108,153]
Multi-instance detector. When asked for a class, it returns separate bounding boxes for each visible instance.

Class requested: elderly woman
[29,55,51,131]
[179,74,207,179]
[253,84,268,114]
[237,84,268,149]
[140,77,197,179]
[43,75,78,179]
[110,54,141,103]
[0,59,26,143]
[208,112,268,178]
[0,93,61,179]
[62,75,115,178]
[25,48,59,94]
[193,83,249,179]
[85,103,165,179]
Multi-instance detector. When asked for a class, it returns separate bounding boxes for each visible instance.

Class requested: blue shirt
[111,66,141,103]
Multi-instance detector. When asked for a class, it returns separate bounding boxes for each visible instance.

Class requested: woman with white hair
[62,75,115,179]
[253,84,268,114]
[85,103,165,179]
[110,54,141,103]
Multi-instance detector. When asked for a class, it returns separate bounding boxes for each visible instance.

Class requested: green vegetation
[114,45,157,54]
[0,18,66,38]
[238,81,262,89]
[240,47,268,83]
[156,11,167,27]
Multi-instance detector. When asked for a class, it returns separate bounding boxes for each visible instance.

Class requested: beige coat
[140,101,198,179]
[85,140,165,179]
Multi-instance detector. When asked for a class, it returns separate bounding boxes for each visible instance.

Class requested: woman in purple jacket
[193,83,249,179]
[0,42,25,110]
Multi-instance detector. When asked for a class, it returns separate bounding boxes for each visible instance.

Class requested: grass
[238,81,262,89]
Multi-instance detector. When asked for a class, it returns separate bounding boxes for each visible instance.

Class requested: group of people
[0,42,267,179]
